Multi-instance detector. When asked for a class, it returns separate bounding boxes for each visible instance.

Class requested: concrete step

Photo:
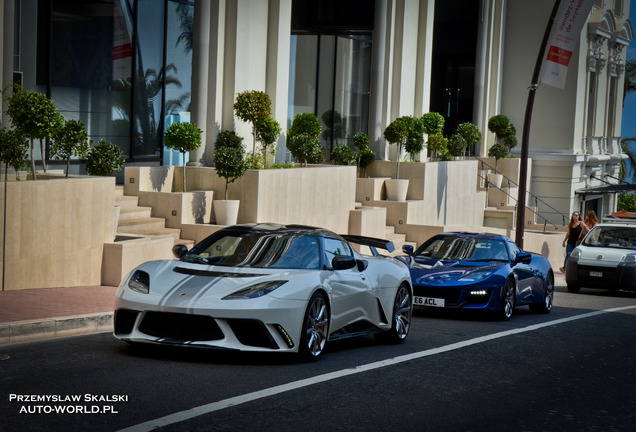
[115,195,140,208]
[118,206,152,220]
[117,217,167,234]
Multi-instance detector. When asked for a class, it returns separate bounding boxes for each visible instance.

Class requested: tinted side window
[323,238,352,268]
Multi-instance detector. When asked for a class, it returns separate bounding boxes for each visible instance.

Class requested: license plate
[414,296,445,307]
[589,271,603,277]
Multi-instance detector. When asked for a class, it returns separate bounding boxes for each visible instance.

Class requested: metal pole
[515,0,562,249]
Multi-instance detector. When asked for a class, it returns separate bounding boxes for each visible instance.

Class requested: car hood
[397,256,505,285]
[575,245,634,265]
[123,259,311,300]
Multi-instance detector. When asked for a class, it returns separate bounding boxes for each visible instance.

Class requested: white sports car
[114,223,413,360]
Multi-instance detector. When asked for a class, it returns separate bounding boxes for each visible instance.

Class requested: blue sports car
[397,232,554,320]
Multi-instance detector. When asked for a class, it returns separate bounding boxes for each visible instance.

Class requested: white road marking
[118,305,636,432]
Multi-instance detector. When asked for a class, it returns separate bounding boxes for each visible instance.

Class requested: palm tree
[620,136,636,183]
[623,59,636,106]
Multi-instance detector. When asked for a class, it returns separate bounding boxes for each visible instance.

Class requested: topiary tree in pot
[383,117,411,201]
[383,117,409,179]
[254,116,281,169]
[403,116,425,161]
[453,122,482,158]
[50,119,91,178]
[0,127,29,181]
[86,140,126,176]
[353,132,375,177]
[287,113,324,166]
[164,121,203,192]
[213,130,249,225]
[487,114,517,174]
[5,86,64,179]
[234,90,272,169]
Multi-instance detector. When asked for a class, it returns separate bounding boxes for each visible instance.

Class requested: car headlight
[620,254,636,263]
[570,248,581,259]
[458,269,495,282]
[128,270,150,294]
[223,281,287,300]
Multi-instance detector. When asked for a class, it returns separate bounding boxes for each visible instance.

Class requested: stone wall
[0,176,115,290]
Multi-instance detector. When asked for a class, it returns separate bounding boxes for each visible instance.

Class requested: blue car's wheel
[500,278,515,320]
[530,272,554,313]
[376,283,412,344]
[299,292,330,361]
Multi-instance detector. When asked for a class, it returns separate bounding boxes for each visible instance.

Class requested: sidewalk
[0,286,118,345]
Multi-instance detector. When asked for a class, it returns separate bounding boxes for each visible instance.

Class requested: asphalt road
[1,285,636,432]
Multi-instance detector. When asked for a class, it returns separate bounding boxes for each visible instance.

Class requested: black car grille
[413,286,461,307]
[138,311,224,341]
[576,265,618,285]
[226,319,279,349]
[114,309,139,335]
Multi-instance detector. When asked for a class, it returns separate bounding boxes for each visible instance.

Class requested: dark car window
[184,232,321,269]
[416,236,509,262]
[582,226,636,250]
[324,237,353,268]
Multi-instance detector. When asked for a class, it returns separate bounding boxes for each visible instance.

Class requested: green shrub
[331,145,357,166]
[214,131,249,199]
[86,140,125,176]
[50,119,91,177]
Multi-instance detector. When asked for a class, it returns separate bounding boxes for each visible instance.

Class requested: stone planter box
[125,165,357,234]
[0,176,116,290]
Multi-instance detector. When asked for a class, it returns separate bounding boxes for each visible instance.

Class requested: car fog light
[470,290,488,296]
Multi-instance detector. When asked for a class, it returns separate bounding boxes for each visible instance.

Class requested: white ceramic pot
[385,179,409,202]
[487,173,503,188]
[213,200,240,225]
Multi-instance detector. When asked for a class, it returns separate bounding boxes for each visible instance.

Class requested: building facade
[0,0,633,224]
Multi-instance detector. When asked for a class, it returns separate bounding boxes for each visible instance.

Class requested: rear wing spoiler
[341,235,395,257]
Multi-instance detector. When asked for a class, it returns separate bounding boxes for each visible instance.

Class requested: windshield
[415,236,509,262]
[183,231,322,269]
[582,226,636,250]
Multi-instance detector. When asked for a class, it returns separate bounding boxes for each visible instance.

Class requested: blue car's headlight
[620,253,636,263]
[128,270,150,294]
[223,281,287,300]
[458,269,495,282]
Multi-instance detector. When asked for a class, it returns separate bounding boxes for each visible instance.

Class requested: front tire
[299,292,330,361]
[530,272,554,313]
[500,278,516,320]
[376,283,412,344]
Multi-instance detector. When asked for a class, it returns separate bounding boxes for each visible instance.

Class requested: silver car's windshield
[416,237,509,262]
[582,226,636,250]
[184,232,322,269]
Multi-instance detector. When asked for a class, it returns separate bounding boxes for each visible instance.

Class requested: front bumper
[113,295,306,353]
[412,283,500,311]
[565,258,636,291]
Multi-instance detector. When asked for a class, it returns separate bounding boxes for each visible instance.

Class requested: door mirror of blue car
[515,252,532,265]
[402,245,414,255]
[332,255,357,270]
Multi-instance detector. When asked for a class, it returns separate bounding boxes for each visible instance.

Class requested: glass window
[289,34,372,155]
[47,0,132,160]
[323,237,353,267]
[416,236,509,262]
[186,231,322,269]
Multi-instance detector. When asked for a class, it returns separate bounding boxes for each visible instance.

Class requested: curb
[0,313,114,345]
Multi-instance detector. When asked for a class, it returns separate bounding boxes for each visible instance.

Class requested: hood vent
[173,267,265,278]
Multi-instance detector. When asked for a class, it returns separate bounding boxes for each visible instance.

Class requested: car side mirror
[402,245,414,255]
[514,252,532,265]
[172,245,188,259]
[332,255,357,270]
